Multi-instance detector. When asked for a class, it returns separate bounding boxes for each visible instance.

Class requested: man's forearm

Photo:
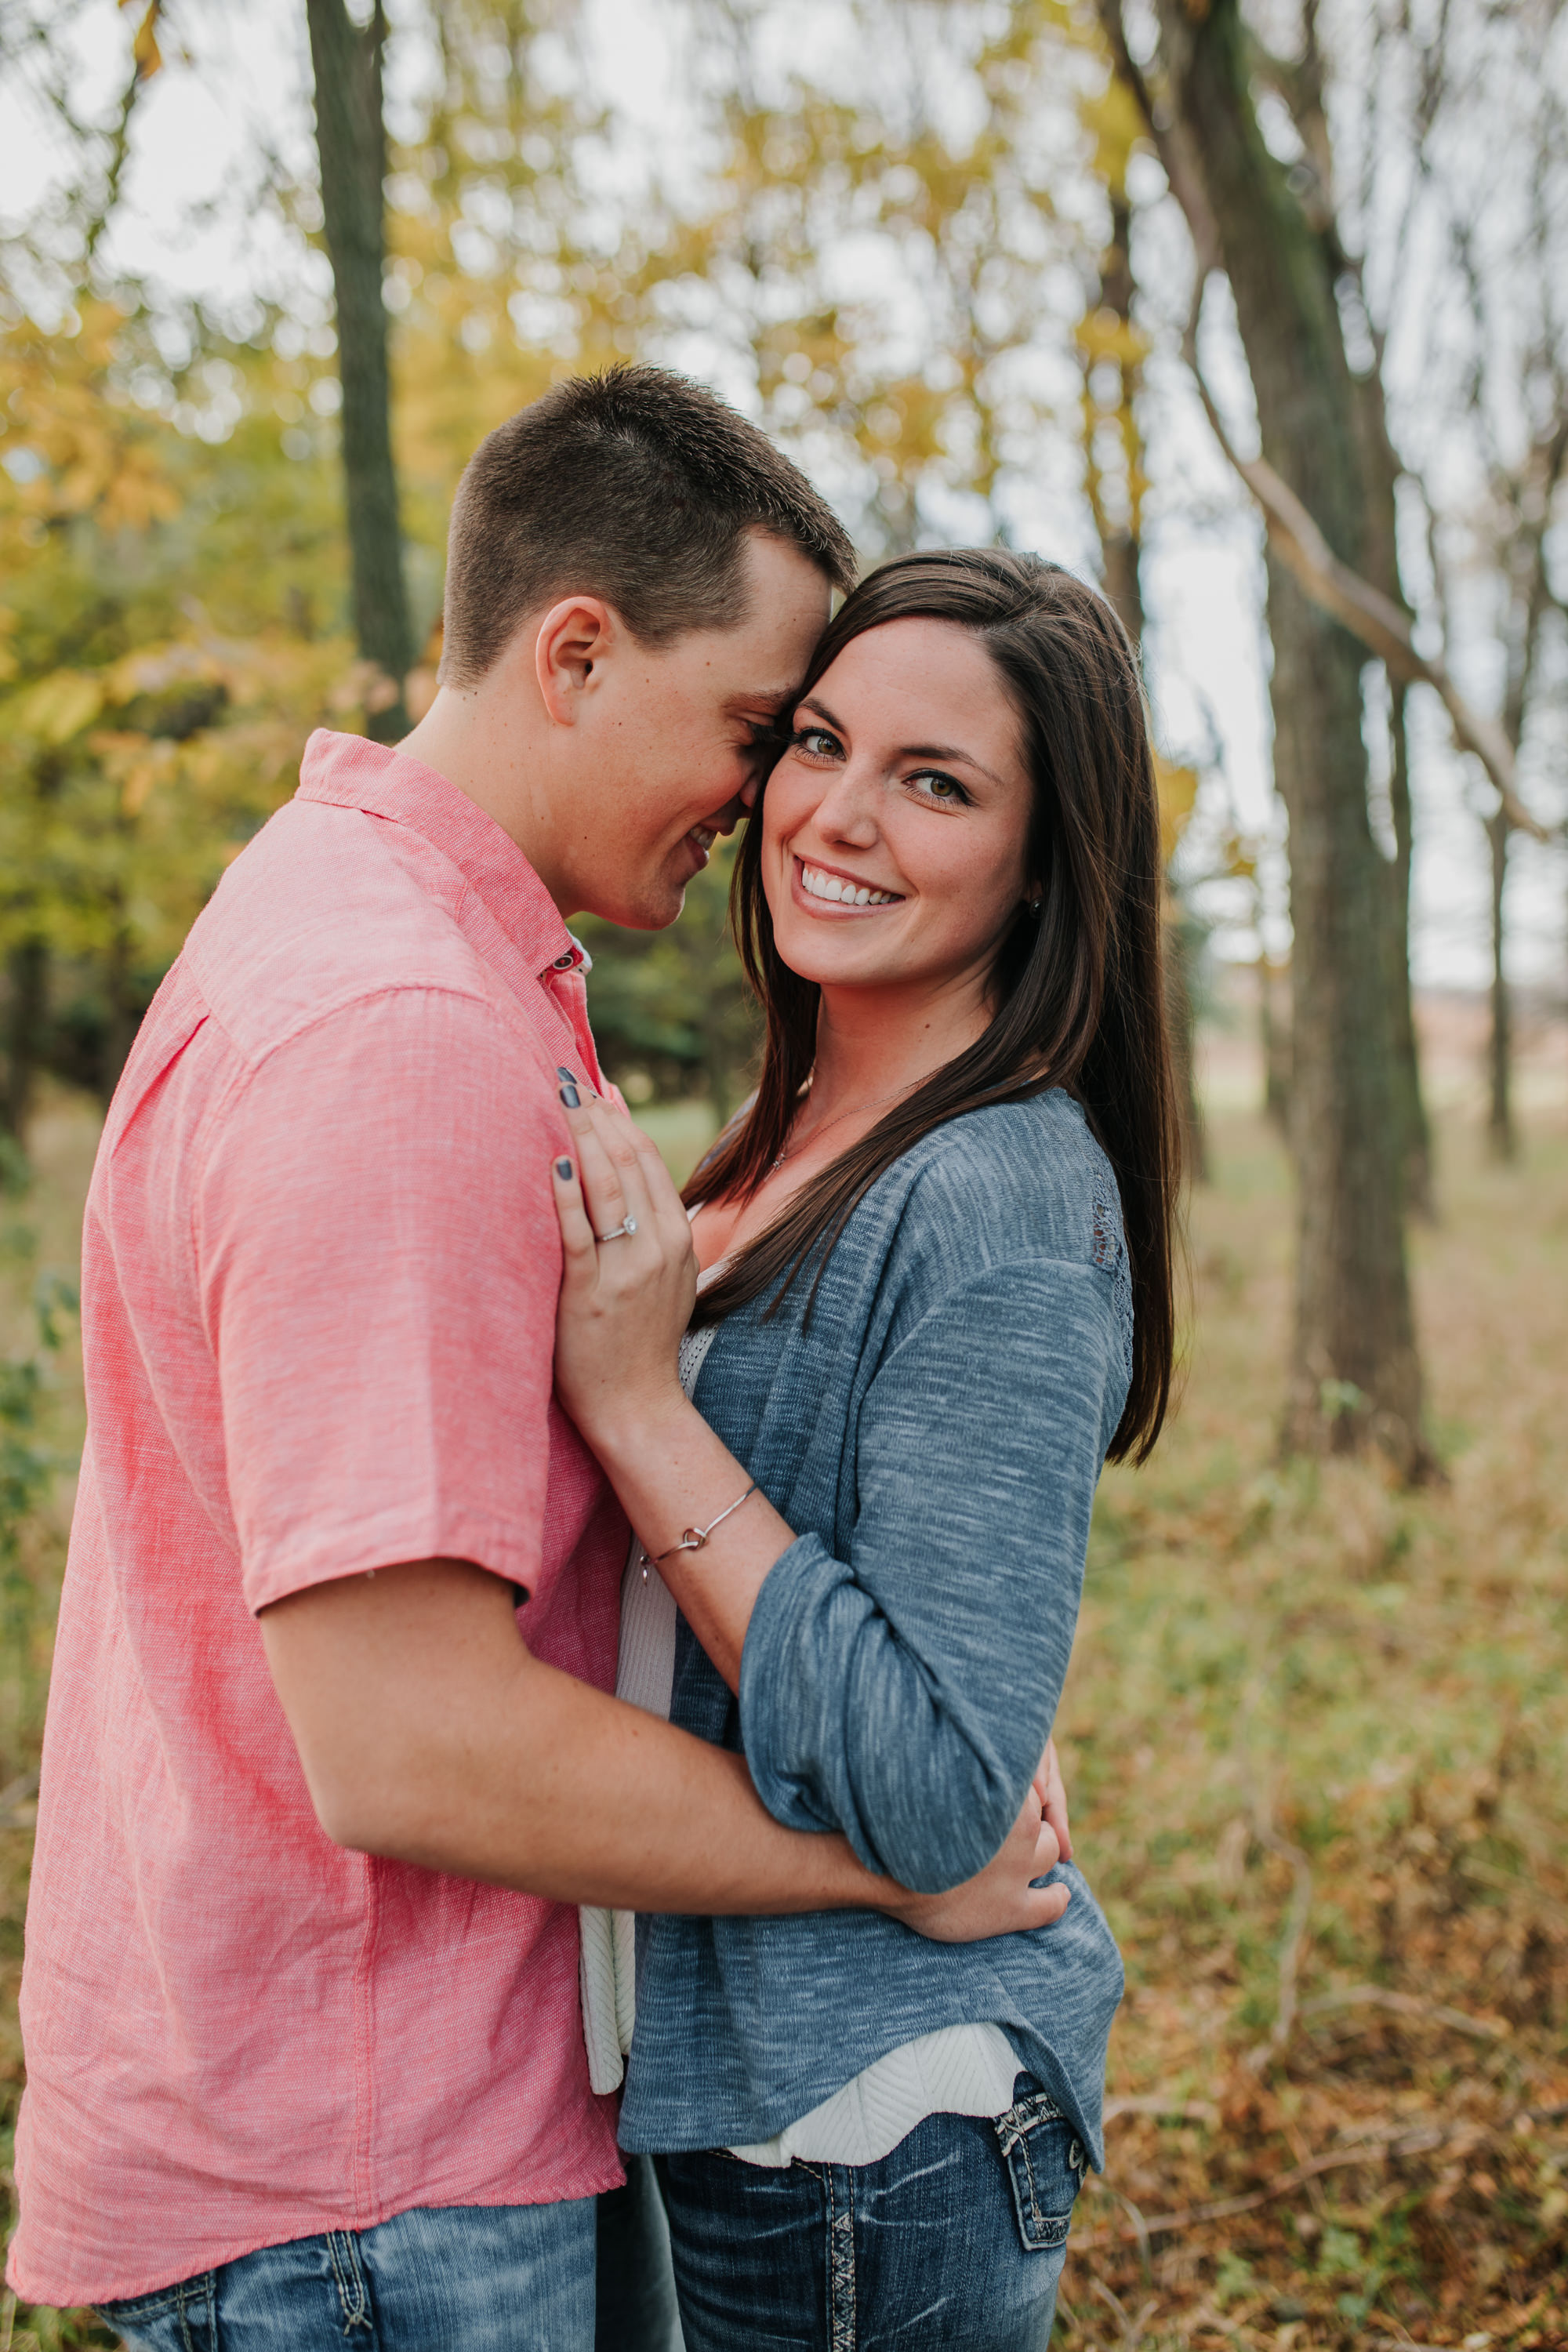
[261,1556,878,1915]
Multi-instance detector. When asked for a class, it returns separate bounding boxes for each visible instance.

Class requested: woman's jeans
[655,2080,1086,2351]
[97,2198,597,2351]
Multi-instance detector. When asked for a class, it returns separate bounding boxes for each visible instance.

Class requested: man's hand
[885,1755,1072,1943]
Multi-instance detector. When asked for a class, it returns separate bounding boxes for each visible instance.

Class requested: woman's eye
[793,727,841,760]
[907,769,970,806]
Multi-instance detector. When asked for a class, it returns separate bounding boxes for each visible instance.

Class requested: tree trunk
[1341,355,1433,1224]
[99,924,139,1109]
[1086,190,1211,1180]
[1153,0,1428,1475]
[1385,681,1435,1215]
[2,938,48,1144]
[1163,903,1209,1185]
[1095,193,1146,649]
[1486,807,1515,1160]
[1260,956,1291,1134]
[305,0,412,741]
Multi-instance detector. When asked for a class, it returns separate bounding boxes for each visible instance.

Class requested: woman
[554,550,1178,2348]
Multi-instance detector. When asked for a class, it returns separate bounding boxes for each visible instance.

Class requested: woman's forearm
[586,1387,796,1693]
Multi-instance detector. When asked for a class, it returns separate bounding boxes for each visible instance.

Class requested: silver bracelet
[654,1482,760,1563]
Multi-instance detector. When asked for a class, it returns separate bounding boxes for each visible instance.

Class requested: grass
[1059,1111,1568,2347]
[0,1087,1563,2348]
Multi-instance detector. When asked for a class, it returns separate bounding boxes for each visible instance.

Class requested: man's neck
[398,688,571,910]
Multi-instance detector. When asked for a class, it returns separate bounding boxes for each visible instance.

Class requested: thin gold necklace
[768,1077,922,1175]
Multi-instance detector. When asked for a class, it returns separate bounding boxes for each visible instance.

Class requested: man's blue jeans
[98,2198,596,2350]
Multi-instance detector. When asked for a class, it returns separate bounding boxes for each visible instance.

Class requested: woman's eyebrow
[901,741,1007,786]
[799,696,1006,787]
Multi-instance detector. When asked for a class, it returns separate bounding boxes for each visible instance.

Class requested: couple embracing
[12,367,1177,2350]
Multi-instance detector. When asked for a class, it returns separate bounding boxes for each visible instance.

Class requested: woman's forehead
[809,619,1025,772]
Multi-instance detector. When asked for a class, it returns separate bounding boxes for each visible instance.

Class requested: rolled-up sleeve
[197,987,562,1614]
[738,1258,1123,1891]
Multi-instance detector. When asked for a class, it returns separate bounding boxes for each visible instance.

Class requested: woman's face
[760,616,1036,1003]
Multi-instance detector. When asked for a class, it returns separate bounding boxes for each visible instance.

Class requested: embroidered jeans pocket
[992,2083,1088,2254]
[97,2274,219,2352]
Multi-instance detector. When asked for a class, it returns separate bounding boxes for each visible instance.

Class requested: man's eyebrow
[726,688,797,716]
[800,696,1007,789]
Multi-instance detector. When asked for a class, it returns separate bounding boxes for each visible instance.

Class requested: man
[11,368,1063,2347]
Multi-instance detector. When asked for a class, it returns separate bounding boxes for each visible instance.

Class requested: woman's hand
[550,1086,797,1692]
[1035,1735,1073,1864]
[886,1767,1071,1943]
[550,1091,699,1450]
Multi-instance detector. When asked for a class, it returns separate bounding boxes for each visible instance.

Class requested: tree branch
[1094,0,1555,844]
[1180,275,1553,843]
[1092,0,1222,273]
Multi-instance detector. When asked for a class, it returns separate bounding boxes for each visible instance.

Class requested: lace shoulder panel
[1089,1159,1134,1391]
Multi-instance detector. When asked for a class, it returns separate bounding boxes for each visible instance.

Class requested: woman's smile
[792,855,905,911]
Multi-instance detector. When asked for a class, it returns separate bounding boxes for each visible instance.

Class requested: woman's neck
[804,975,991,1127]
[690,974,992,1272]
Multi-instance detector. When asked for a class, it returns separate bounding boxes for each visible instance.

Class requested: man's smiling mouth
[797,858,903,908]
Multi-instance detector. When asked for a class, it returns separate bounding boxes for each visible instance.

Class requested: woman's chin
[771,931,902,989]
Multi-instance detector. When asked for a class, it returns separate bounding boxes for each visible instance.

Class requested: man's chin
[597,883,686,932]
[573,853,694,931]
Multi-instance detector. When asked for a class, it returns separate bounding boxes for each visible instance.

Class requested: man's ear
[534,597,615,728]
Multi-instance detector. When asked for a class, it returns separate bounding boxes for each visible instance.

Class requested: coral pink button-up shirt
[10,731,630,2308]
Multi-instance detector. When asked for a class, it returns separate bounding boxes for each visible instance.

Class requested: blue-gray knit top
[616,1088,1130,2167]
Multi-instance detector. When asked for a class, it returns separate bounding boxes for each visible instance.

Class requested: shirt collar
[295,728,583,979]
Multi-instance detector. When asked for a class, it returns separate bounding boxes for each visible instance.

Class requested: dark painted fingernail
[556,1066,576,1083]
[558,1083,580,1108]
[554,1158,574,1181]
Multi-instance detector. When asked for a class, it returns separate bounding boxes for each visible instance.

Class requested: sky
[1,0,1562,996]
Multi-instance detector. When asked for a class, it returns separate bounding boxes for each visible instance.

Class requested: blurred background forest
[0,0,1566,2345]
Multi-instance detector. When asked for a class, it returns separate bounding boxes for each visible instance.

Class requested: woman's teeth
[800,862,900,907]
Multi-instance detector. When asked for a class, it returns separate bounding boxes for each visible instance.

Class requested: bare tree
[1098,0,1430,1472]
[1079,168,1208,1178]
[305,0,413,741]
[1081,187,1145,648]
[1436,109,1568,1161]
[1250,6,1434,1214]
[1483,419,1566,1156]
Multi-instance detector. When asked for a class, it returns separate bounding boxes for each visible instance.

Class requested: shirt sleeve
[197,987,564,1615]
[736,1257,1126,1893]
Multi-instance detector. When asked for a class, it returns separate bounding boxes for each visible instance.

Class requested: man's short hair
[438,366,857,685]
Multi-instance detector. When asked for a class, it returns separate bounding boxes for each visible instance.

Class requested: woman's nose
[812,761,880,845]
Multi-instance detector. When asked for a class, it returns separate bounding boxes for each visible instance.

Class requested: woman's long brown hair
[683,548,1180,1465]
